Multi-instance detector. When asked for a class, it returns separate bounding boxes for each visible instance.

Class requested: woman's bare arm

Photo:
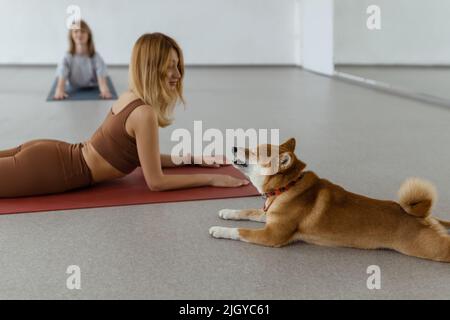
[98,76,112,99]
[131,105,247,191]
[54,77,68,100]
[160,153,187,168]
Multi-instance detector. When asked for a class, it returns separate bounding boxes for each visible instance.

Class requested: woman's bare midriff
[80,91,140,183]
[81,142,126,183]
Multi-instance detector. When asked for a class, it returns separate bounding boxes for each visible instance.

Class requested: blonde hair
[128,33,185,127]
[68,20,96,57]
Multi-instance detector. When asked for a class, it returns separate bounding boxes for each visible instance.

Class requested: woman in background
[54,20,112,99]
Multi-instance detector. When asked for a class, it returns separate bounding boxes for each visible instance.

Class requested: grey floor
[337,65,450,102]
[0,66,449,299]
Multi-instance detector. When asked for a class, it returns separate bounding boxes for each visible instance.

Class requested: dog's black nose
[233,159,248,167]
[232,146,238,154]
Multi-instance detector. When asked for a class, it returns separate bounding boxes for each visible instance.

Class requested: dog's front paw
[209,226,240,240]
[218,209,239,220]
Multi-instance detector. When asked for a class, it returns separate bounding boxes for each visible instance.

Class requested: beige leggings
[0,139,93,198]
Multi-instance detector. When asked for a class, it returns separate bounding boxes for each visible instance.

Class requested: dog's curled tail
[398,178,437,218]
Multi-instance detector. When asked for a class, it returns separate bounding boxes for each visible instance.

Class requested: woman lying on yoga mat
[0,32,249,198]
[54,20,112,100]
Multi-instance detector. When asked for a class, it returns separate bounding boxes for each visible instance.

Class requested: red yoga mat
[0,166,260,215]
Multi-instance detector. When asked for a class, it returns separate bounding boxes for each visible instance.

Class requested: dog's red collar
[262,172,305,212]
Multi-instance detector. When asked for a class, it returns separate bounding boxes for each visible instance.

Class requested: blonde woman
[54,20,112,100]
[0,33,248,197]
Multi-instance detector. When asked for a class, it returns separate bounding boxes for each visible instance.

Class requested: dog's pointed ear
[281,138,296,152]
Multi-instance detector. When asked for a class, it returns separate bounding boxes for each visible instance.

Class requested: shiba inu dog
[209,138,450,262]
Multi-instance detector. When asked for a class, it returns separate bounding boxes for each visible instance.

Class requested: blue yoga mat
[46,76,118,101]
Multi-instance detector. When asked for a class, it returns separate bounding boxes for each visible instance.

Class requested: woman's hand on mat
[210,175,249,187]
[54,89,68,100]
[99,90,112,99]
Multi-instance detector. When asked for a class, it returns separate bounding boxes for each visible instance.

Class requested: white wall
[335,0,450,65]
[2,0,448,67]
[0,0,298,65]
[301,0,334,75]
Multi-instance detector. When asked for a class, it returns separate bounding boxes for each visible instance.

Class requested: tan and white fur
[209,138,450,263]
